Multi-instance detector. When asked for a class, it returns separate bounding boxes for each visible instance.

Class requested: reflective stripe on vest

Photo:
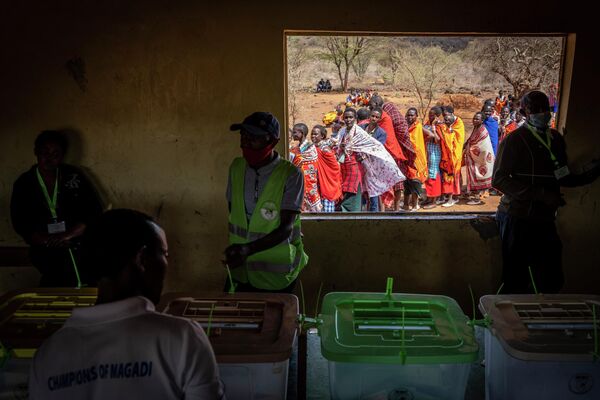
[228,222,301,242]
[247,249,303,273]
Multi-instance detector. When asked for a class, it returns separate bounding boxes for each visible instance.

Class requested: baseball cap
[230,112,280,139]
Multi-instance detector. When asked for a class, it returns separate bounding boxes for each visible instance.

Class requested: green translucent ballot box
[479,294,600,400]
[319,291,478,400]
[0,288,97,398]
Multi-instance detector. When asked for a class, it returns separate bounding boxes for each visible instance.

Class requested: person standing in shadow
[10,130,103,287]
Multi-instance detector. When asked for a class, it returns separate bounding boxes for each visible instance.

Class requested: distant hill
[291,35,472,52]
[404,36,472,52]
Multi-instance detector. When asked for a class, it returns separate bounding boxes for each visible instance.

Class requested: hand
[45,232,72,248]
[223,243,251,268]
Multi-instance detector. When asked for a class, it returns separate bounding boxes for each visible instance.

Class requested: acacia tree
[473,37,562,99]
[321,36,368,91]
[351,48,372,82]
[389,43,459,119]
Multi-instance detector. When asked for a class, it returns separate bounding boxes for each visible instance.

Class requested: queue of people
[294,93,519,211]
[345,88,373,107]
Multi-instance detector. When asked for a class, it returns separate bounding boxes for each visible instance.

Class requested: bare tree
[473,37,562,99]
[321,36,368,91]
[390,43,459,119]
[287,37,308,126]
[386,48,400,85]
[351,49,372,82]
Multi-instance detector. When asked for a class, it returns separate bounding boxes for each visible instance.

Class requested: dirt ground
[290,90,500,213]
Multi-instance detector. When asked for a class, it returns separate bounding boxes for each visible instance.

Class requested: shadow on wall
[60,127,109,212]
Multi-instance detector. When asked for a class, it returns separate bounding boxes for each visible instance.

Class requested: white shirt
[29,296,225,400]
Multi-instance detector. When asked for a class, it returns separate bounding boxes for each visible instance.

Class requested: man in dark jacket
[493,91,599,293]
[11,130,103,287]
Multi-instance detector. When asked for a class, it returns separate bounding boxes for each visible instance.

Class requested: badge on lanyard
[554,165,570,180]
[526,124,569,180]
[36,168,67,234]
[48,220,66,234]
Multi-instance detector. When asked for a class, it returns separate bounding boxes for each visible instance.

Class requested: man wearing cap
[225,112,308,292]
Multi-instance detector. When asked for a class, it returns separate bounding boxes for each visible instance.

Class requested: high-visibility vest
[228,157,308,290]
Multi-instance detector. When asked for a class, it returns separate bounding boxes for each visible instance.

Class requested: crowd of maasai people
[289,88,546,212]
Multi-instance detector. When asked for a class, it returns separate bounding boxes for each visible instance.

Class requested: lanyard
[36,168,59,219]
[36,168,83,288]
[525,123,559,167]
[36,167,83,288]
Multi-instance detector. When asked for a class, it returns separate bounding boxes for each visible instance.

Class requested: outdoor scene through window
[286,35,564,214]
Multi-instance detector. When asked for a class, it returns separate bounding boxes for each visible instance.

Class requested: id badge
[554,165,570,179]
[48,221,66,234]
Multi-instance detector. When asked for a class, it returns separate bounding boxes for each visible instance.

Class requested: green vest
[228,157,308,290]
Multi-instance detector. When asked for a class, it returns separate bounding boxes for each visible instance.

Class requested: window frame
[283,31,574,218]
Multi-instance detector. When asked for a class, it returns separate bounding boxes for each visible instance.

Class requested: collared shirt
[226,152,303,221]
[29,296,225,400]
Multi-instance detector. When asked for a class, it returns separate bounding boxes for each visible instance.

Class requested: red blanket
[316,146,342,201]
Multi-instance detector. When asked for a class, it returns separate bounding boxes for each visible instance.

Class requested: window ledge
[300,212,496,221]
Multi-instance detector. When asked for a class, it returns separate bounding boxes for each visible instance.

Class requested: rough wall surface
[0,1,597,309]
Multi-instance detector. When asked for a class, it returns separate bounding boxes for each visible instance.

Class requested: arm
[432,122,443,143]
[224,210,297,268]
[45,222,87,248]
[422,125,436,140]
[46,168,104,247]
[555,134,600,187]
[559,161,600,187]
